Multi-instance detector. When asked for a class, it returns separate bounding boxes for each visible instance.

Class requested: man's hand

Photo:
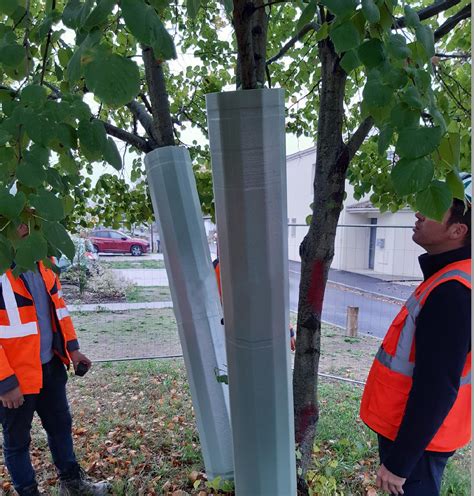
[376,464,406,495]
[69,350,92,373]
[0,386,24,409]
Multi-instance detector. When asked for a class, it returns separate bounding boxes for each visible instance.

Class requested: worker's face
[17,223,29,239]
[412,208,467,254]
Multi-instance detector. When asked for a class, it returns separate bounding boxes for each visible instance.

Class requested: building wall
[286,148,423,279]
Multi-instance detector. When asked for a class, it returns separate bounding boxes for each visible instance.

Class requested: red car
[89,229,149,256]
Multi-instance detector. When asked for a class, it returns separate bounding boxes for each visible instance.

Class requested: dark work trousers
[378,435,451,496]
[0,356,80,494]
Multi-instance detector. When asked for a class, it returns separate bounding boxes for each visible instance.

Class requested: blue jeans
[0,356,80,494]
[378,435,451,495]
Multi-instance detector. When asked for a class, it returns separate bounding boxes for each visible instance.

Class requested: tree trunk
[293,38,349,493]
[233,0,267,89]
[142,46,175,147]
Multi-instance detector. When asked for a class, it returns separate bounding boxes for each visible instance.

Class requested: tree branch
[267,21,319,66]
[394,0,461,28]
[40,0,55,85]
[434,4,471,41]
[254,0,290,9]
[142,45,175,147]
[345,117,374,162]
[435,52,471,59]
[102,122,152,153]
[126,100,159,147]
[41,82,152,153]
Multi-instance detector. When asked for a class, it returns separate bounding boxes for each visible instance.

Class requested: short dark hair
[447,199,471,246]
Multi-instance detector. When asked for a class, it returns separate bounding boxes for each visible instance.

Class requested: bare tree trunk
[251,0,268,86]
[142,46,175,147]
[293,38,349,494]
[233,0,268,89]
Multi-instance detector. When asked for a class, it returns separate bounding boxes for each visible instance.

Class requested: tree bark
[233,0,268,89]
[293,38,349,494]
[142,45,175,147]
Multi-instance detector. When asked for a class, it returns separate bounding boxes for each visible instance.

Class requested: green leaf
[0,191,26,219]
[0,130,12,145]
[391,157,434,195]
[186,0,201,18]
[24,115,54,146]
[358,39,385,68]
[404,5,420,28]
[428,105,446,134]
[103,137,122,170]
[21,85,48,107]
[297,0,317,31]
[43,221,75,260]
[330,21,361,54]
[415,24,435,58]
[402,86,424,110]
[66,31,102,83]
[62,0,84,29]
[16,231,48,270]
[446,170,465,201]
[395,126,443,159]
[415,181,453,222]
[29,190,65,221]
[387,34,411,59]
[308,21,325,43]
[436,133,460,168]
[84,0,116,29]
[16,161,46,187]
[340,49,361,73]
[363,79,393,107]
[83,48,140,106]
[0,43,25,67]
[121,0,176,60]
[0,0,18,16]
[66,47,83,82]
[222,0,232,15]
[320,0,357,18]
[0,235,13,273]
[390,103,419,129]
[78,119,107,161]
[361,0,380,23]
[383,66,408,89]
[378,125,393,155]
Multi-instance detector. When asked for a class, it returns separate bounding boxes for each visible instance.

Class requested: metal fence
[66,225,422,362]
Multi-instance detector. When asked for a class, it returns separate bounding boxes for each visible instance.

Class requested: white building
[286,146,424,279]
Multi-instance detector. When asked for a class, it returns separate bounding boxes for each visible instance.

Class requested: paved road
[289,264,405,339]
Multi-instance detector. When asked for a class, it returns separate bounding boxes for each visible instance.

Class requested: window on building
[291,218,297,238]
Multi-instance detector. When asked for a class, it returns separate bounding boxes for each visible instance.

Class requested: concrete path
[69,301,173,313]
[111,268,169,286]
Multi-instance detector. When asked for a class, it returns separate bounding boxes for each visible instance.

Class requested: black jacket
[383,245,471,477]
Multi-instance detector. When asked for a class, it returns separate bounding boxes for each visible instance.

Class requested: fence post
[346,306,359,337]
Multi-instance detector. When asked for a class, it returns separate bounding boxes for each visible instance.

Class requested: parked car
[58,237,99,273]
[89,229,149,256]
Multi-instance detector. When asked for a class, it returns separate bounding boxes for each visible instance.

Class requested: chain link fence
[67,225,422,361]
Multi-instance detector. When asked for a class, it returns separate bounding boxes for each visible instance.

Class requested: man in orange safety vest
[360,174,472,495]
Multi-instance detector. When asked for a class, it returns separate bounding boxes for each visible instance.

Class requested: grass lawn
[72,308,182,361]
[126,286,172,303]
[1,360,468,495]
[99,260,165,270]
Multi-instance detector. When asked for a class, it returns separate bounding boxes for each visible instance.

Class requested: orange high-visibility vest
[0,262,78,395]
[360,259,471,452]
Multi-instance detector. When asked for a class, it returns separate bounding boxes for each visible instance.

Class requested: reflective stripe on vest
[375,268,471,385]
[0,274,38,339]
[56,307,70,320]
